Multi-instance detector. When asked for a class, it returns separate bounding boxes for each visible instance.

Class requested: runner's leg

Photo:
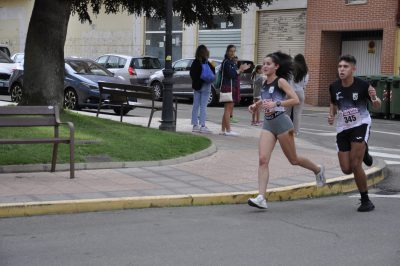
[257,130,277,195]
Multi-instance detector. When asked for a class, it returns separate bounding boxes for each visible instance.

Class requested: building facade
[305,0,399,106]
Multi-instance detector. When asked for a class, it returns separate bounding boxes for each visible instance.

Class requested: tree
[21,0,272,108]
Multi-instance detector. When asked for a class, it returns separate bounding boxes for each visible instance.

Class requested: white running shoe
[199,126,212,134]
[192,125,200,132]
[248,195,268,209]
[225,131,239,136]
[315,164,326,187]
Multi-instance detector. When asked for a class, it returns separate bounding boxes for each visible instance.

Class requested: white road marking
[369,152,400,160]
[349,194,400,199]
[384,160,400,165]
[370,146,400,153]
[370,130,400,136]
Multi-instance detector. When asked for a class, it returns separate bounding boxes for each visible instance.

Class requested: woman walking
[220,44,249,136]
[285,54,309,136]
[251,64,263,126]
[247,51,325,209]
[190,45,215,134]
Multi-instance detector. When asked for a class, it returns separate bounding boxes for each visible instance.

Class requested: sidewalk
[0,107,385,217]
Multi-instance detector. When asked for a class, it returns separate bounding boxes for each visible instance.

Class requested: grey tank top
[261,77,286,114]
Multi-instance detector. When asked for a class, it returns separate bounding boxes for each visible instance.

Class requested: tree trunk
[21,0,72,108]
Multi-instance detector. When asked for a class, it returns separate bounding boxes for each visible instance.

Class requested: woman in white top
[286,54,309,136]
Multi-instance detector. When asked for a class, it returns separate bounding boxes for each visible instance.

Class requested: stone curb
[0,160,386,218]
[0,143,217,174]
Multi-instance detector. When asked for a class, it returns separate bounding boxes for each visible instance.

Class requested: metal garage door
[341,38,382,76]
[198,30,241,60]
[257,9,306,64]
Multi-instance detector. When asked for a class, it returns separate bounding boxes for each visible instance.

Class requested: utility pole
[159,0,176,131]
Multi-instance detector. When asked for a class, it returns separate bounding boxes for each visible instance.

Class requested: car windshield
[131,57,161,69]
[67,60,112,76]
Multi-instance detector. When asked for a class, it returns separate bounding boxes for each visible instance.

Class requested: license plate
[241,84,251,89]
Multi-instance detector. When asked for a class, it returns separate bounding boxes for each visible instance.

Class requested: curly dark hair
[339,54,357,65]
[293,54,308,83]
[266,51,293,81]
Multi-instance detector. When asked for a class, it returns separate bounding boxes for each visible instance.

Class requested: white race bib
[337,108,362,129]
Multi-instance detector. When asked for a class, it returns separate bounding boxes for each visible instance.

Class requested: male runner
[328,55,381,212]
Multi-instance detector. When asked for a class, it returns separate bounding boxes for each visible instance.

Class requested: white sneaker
[315,164,326,187]
[192,125,200,132]
[224,131,239,136]
[248,195,268,209]
[199,126,212,134]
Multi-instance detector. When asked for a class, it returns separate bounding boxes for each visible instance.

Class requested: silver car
[147,58,222,106]
[0,50,18,94]
[95,54,162,85]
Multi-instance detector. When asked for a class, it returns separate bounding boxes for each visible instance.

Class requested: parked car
[11,53,24,64]
[0,50,18,94]
[0,44,11,57]
[95,54,162,85]
[8,57,131,114]
[146,58,222,106]
[214,59,255,103]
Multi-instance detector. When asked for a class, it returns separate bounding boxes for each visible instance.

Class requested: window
[145,16,183,67]
[106,56,119,68]
[345,0,367,4]
[96,56,108,67]
[173,60,191,71]
[131,57,161,69]
[118,58,127,68]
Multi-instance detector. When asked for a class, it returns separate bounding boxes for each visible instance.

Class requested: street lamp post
[159,0,176,132]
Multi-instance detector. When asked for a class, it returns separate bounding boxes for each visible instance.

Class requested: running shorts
[336,123,370,152]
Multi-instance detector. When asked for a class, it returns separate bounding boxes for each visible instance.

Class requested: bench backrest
[98,82,155,102]
[0,106,59,127]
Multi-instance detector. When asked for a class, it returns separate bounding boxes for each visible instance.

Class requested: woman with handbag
[220,44,249,136]
[190,45,215,134]
[247,51,326,209]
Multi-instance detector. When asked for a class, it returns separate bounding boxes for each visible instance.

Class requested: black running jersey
[261,77,286,113]
[329,77,372,133]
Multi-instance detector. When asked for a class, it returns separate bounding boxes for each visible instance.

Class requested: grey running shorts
[262,113,294,136]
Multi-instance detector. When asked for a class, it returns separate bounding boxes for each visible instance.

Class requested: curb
[0,160,386,218]
[0,143,217,174]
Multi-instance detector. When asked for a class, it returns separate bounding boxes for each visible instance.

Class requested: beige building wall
[0,0,33,54]
[65,10,137,59]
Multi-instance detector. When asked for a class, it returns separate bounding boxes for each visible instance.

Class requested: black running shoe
[363,144,373,167]
[357,199,375,212]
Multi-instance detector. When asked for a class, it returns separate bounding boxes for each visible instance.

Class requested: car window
[96,56,108,67]
[173,60,191,71]
[130,57,161,69]
[106,56,119,68]
[0,50,13,63]
[118,58,127,68]
[67,60,112,76]
[0,47,11,57]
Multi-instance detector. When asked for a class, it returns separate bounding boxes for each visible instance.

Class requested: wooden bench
[96,82,177,127]
[0,106,75,179]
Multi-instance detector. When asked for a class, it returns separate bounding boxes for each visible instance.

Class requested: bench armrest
[58,121,75,141]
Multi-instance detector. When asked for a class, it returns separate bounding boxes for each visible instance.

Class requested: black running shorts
[336,124,370,152]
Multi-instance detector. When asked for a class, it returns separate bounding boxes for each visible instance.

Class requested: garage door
[257,9,306,64]
[198,30,241,60]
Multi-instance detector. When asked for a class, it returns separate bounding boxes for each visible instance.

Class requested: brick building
[305,0,399,106]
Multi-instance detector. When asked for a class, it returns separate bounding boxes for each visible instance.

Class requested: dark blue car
[9,57,133,114]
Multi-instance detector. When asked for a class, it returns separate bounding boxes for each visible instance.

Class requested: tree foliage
[71,0,273,25]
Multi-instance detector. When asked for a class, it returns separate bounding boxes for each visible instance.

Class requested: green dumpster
[367,75,390,118]
[389,76,400,118]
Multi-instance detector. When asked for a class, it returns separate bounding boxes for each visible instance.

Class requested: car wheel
[207,87,218,106]
[64,88,80,110]
[113,107,132,116]
[151,81,163,101]
[10,83,23,103]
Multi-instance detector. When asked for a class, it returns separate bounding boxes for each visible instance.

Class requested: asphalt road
[1,196,400,266]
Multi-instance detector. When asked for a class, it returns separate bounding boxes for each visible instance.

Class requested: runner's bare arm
[276,78,299,107]
[368,85,381,109]
[328,103,337,125]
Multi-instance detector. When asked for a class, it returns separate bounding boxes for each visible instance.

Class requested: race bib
[337,108,361,129]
